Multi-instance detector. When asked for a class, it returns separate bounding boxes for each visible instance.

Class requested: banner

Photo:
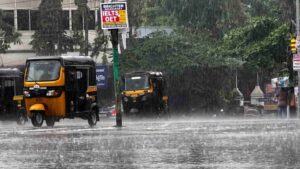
[100,2,129,29]
[96,65,108,89]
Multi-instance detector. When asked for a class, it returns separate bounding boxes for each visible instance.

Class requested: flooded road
[0,117,299,169]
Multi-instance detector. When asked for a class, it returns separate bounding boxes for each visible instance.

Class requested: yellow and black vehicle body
[121,71,168,115]
[23,56,99,127]
[0,68,27,125]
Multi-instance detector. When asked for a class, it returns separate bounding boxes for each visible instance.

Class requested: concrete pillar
[14,0,18,31]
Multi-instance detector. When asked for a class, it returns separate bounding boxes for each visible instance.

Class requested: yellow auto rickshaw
[121,71,168,115]
[23,56,99,127]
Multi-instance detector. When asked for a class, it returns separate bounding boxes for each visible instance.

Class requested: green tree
[162,0,246,38]
[242,0,295,22]
[120,0,294,112]
[90,27,108,63]
[74,0,90,56]
[127,0,145,35]
[242,0,278,17]
[141,0,175,26]
[278,0,295,21]
[0,10,21,54]
[121,29,217,73]
[214,17,290,72]
[30,0,72,55]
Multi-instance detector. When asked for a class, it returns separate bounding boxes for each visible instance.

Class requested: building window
[2,10,14,28]
[30,10,39,30]
[72,10,82,31]
[17,9,70,31]
[72,10,96,31]
[62,10,69,30]
[17,10,29,30]
[88,10,95,30]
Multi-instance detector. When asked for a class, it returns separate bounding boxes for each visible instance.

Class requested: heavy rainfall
[0,0,300,169]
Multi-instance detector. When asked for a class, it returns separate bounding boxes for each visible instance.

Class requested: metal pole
[14,0,18,31]
[84,9,89,56]
[297,0,300,118]
[111,29,122,127]
[69,0,72,31]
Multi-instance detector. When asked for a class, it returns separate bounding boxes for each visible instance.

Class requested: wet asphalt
[0,116,299,169]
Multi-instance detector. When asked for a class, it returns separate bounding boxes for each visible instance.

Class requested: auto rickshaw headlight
[123,97,129,102]
[46,90,62,97]
[23,91,31,97]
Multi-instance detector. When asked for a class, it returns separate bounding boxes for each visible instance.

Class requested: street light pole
[297,0,300,118]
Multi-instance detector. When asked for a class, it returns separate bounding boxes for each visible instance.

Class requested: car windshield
[26,60,61,82]
[125,75,149,91]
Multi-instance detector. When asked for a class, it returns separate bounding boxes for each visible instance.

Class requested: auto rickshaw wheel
[17,108,27,125]
[45,117,55,127]
[31,111,44,127]
[88,109,97,127]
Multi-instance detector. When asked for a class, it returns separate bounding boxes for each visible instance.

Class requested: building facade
[0,0,106,66]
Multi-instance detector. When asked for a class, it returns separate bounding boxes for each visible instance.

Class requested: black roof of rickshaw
[124,71,163,77]
[0,68,21,77]
[26,56,95,67]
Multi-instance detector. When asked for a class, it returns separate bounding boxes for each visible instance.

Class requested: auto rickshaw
[23,56,99,127]
[121,71,168,115]
[0,68,27,124]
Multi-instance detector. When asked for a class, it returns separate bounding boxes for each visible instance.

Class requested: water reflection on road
[0,118,299,169]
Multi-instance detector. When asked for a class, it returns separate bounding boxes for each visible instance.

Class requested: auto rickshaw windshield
[26,60,61,82]
[125,75,150,91]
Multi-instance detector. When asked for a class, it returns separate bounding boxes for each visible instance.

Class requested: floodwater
[0,117,299,169]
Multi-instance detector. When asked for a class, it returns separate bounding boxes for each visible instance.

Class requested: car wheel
[88,109,97,127]
[31,111,44,127]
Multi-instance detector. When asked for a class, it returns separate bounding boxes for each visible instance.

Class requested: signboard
[293,54,300,71]
[96,65,108,89]
[100,2,129,29]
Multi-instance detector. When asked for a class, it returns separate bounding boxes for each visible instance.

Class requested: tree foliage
[141,1,175,26]
[121,30,215,74]
[127,0,147,29]
[120,1,294,112]
[242,0,295,21]
[30,0,72,56]
[214,17,290,70]
[162,0,246,38]
[0,10,21,54]
[74,0,90,56]
[90,26,108,62]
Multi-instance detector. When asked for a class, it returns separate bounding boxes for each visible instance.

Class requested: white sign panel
[293,54,300,70]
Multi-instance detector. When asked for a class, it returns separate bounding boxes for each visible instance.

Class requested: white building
[0,0,110,66]
[135,26,173,38]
